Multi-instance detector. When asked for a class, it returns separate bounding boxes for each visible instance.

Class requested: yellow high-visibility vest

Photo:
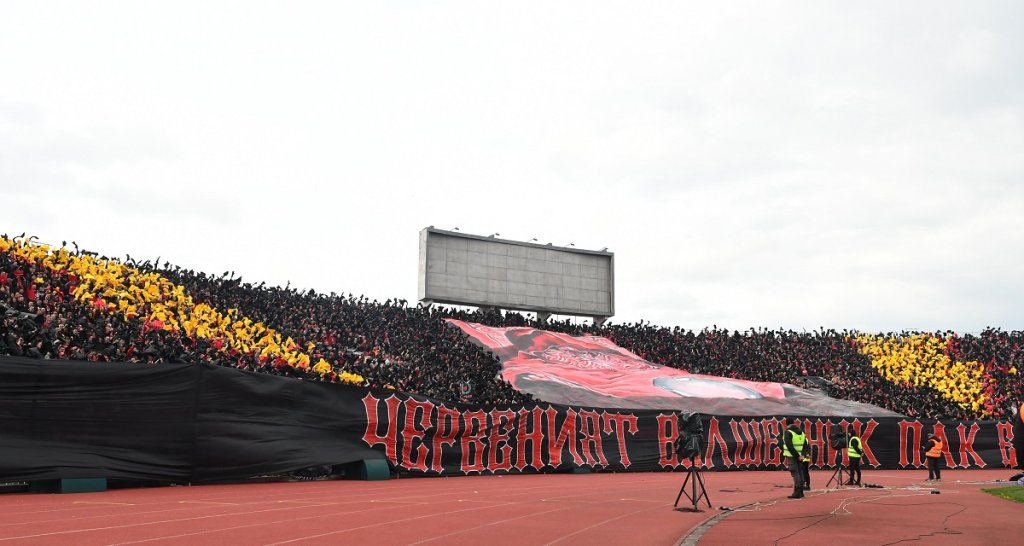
[782,429,806,458]
[847,436,862,459]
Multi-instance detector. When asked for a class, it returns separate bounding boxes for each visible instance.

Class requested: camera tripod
[673,459,712,512]
[826,430,849,489]
[825,460,847,489]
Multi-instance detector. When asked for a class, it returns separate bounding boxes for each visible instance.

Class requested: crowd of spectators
[2,235,1021,420]
[587,322,1013,420]
[0,235,529,405]
[852,334,989,416]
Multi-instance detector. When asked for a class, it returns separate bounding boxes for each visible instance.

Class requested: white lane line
[540,502,670,546]
[0,495,376,528]
[0,476,681,541]
[405,504,576,545]
[103,497,505,545]
[183,476,664,505]
[262,502,517,545]
[106,504,392,545]
[0,501,344,542]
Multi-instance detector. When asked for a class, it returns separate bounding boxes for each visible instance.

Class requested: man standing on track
[782,421,808,499]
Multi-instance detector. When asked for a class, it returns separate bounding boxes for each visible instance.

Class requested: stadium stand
[1,235,1021,420]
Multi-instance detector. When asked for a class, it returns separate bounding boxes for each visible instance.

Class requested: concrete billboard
[418,228,614,320]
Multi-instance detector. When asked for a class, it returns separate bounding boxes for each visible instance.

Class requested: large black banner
[0,356,1020,483]
[361,392,1020,474]
[0,357,379,483]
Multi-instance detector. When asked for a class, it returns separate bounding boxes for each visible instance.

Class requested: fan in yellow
[1,236,364,385]
[851,334,989,417]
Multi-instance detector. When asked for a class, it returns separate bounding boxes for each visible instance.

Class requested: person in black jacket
[782,422,808,499]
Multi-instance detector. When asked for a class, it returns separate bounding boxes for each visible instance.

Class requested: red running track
[0,469,1019,545]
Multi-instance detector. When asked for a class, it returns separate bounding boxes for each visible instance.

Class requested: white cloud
[2,1,1022,332]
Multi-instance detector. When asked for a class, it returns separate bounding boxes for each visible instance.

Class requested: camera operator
[845,426,864,486]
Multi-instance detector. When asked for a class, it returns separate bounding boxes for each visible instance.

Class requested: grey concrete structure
[418,228,614,322]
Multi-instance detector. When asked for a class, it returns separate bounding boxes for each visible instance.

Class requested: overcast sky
[2,2,1022,334]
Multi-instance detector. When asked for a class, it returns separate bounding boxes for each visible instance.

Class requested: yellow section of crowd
[0,237,365,385]
[852,334,989,417]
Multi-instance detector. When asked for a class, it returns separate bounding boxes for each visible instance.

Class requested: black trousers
[788,458,804,491]
[848,457,862,484]
[801,460,811,489]
[927,457,941,480]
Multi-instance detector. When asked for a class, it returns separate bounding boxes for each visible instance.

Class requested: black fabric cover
[0,357,378,482]
[0,356,1018,481]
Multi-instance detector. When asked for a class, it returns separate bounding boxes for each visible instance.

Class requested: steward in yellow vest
[783,423,808,499]
[845,434,863,486]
